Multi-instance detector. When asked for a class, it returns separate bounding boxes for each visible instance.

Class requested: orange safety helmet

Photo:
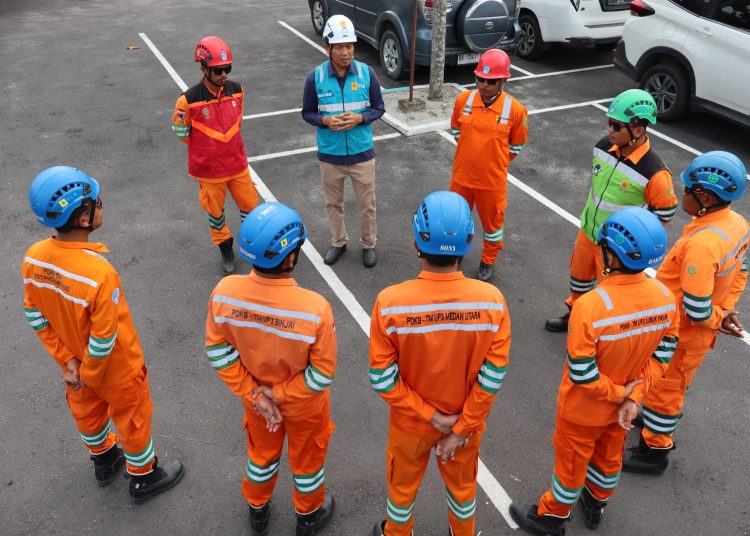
[194,36,233,67]
[474,49,511,79]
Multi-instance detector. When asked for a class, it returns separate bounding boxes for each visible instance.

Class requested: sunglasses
[475,76,500,86]
[608,119,628,132]
[95,197,103,209]
[211,64,232,75]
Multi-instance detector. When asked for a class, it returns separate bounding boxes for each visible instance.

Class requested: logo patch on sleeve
[112,288,120,304]
[687,265,697,275]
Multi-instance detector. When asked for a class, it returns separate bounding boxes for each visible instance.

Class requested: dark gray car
[309,0,522,80]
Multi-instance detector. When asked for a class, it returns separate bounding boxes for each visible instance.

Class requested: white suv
[517,0,631,59]
[614,0,750,127]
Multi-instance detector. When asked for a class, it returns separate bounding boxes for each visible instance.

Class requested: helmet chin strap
[601,246,622,276]
[281,246,303,273]
[689,189,708,216]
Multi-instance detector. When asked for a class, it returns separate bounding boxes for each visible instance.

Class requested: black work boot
[545,311,571,333]
[372,520,385,536]
[91,445,125,487]
[477,262,495,282]
[578,486,607,529]
[129,458,185,505]
[296,491,334,536]
[621,436,673,476]
[510,503,568,536]
[218,237,235,275]
[324,245,346,265]
[249,502,271,535]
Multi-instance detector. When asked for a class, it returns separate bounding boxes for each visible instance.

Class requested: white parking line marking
[438,129,750,344]
[143,31,524,529]
[529,98,614,116]
[512,64,613,82]
[244,107,302,120]
[248,132,401,162]
[278,20,327,55]
[591,103,750,183]
[510,64,536,77]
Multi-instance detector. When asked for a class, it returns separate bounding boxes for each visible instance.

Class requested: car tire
[640,62,690,122]
[379,29,405,80]
[310,0,326,36]
[517,13,547,60]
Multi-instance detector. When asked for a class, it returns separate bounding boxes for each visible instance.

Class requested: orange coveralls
[205,272,337,514]
[173,79,258,245]
[370,271,511,536]
[22,238,156,475]
[566,138,677,308]
[537,272,679,518]
[640,207,749,449]
[449,89,528,265]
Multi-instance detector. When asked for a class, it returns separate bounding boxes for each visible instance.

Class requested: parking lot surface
[2,1,749,535]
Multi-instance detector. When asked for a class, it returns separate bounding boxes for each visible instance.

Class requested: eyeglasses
[211,64,232,75]
[608,119,628,132]
[475,76,500,86]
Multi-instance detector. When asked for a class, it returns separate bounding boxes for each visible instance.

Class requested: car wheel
[380,29,405,80]
[640,62,690,122]
[517,14,547,60]
[310,0,326,36]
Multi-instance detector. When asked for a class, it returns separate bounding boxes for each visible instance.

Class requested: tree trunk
[428,0,447,100]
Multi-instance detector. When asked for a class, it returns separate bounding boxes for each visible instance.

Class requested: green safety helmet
[606,89,658,125]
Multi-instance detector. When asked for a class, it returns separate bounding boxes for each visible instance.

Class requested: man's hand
[253,385,278,404]
[335,111,363,131]
[435,433,467,464]
[430,411,460,434]
[617,399,638,431]
[719,310,744,338]
[61,358,83,390]
[620,379,643,403]
[255,394,283,433]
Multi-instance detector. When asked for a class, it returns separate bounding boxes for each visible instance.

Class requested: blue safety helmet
[598,207,667,271]
[238,202,307,268]
[29,166,100,228]
[681,150,747,203]
[413,191,474,257]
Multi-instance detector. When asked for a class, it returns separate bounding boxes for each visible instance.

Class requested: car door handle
[695,26,713,37]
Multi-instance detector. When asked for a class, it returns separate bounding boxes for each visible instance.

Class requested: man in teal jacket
[302,14,385,268]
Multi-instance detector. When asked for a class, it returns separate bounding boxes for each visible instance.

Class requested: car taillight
[421,0,434,24]
[629,0,655,16]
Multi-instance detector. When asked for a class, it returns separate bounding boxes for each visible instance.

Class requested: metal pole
[409,0,418,102]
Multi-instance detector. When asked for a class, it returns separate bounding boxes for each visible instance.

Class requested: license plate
[457,53,480,66]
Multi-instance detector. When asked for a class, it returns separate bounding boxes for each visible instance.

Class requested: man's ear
[75,209,92,229]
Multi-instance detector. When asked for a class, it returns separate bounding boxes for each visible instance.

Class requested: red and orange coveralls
[22,238,157,475]
[566,137,677,308]
[449,88,528,265]
[537,271,679,518]
[369,271,511,536]
[205,272,337,514]
[640,207,749,449]
[173,79,258,245]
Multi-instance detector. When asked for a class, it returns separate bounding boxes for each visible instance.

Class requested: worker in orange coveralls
[623,151,749,476]
[370,191,511,536]
[22,166,184,504]
[510,207,679,535]
[205,202,336,536]
[172,36,258,274]
[449,48,528,282]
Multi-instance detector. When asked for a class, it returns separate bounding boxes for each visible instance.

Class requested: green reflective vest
[580,136,668,242]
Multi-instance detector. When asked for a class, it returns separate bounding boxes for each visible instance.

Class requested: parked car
[517,0,631,59]
[614,0,750,127]
[308,0,522,80]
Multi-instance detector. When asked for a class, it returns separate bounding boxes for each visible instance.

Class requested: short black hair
[252,247,301,275]
[55,199,94,233]
[420,252,462,268]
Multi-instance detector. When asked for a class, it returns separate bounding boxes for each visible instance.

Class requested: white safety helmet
[323,14,357,44]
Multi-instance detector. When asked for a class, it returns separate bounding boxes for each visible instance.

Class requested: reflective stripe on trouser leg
[437,432,481,536]
[242,403,286,507]
[198,179,231,245]
[288,397,335,514]
[384,422,434,536]
[474,189,506,265]
[124,436,156,474]
[566,229,603,308]
[641,348,704,449]
[584,421,626,501]
[66,386,119,455]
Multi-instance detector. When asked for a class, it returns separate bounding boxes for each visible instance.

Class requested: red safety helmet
[195,36,233,67]
[474,49,511,79]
